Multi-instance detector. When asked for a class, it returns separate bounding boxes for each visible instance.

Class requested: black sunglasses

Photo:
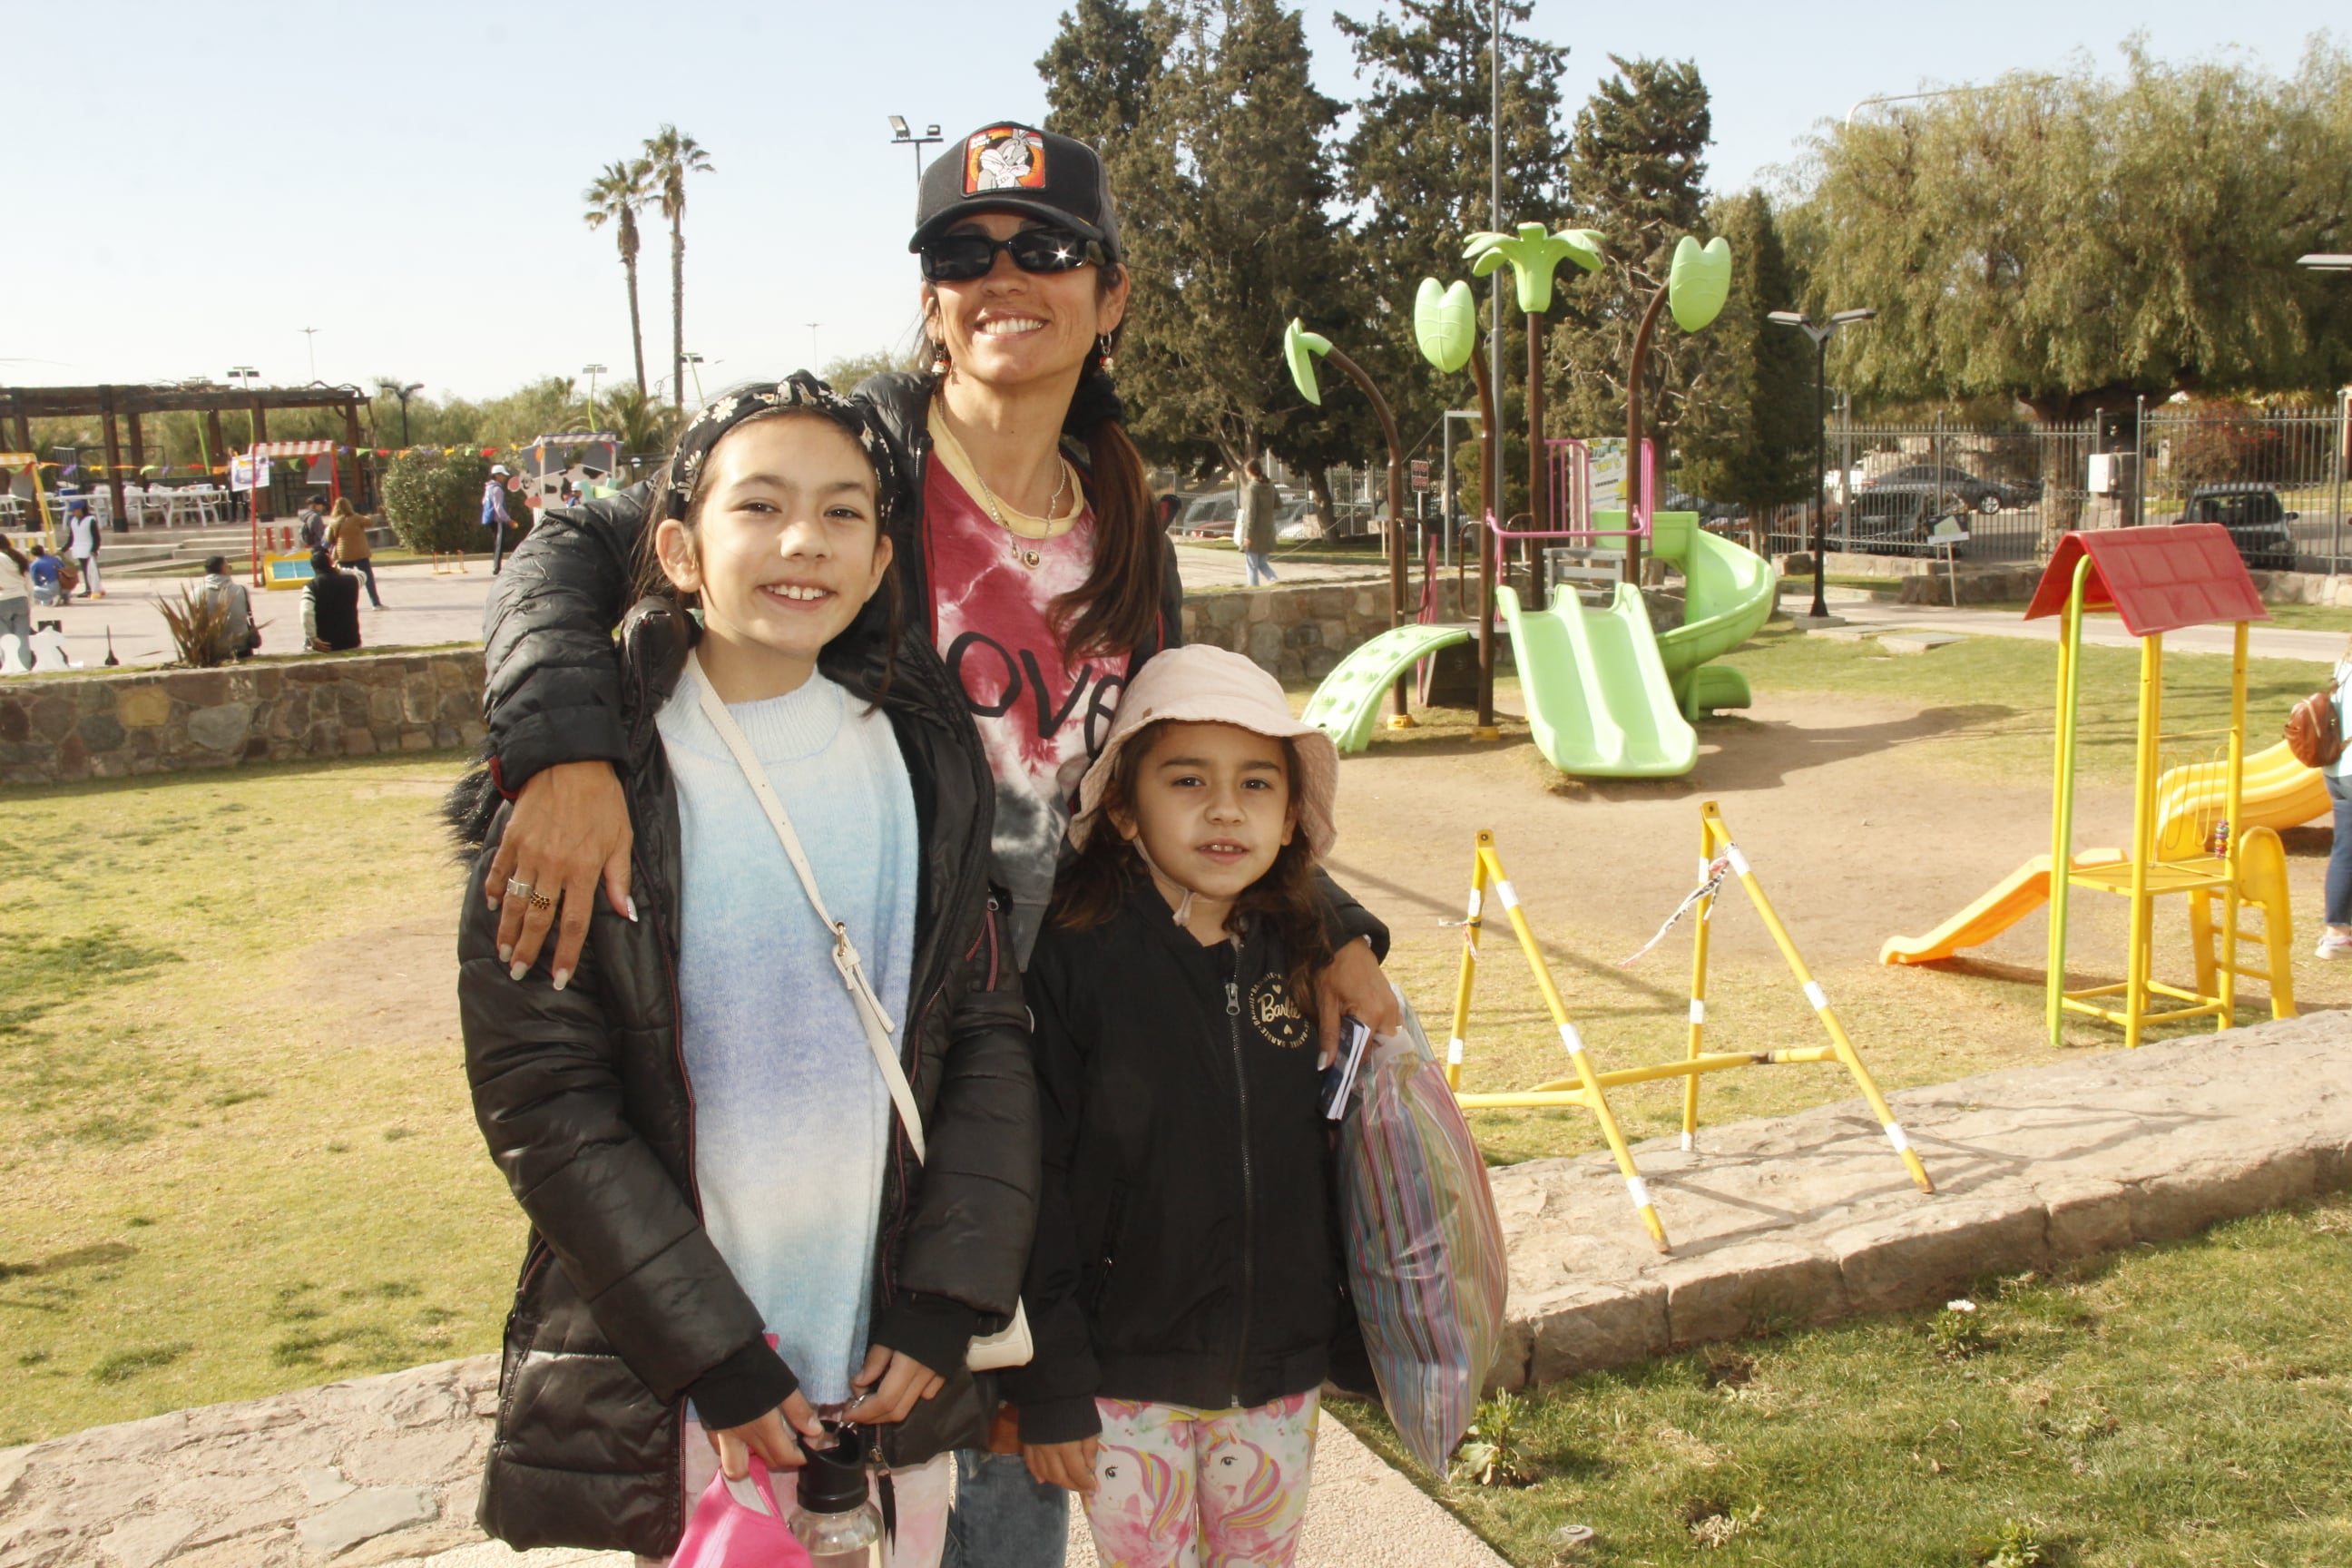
[919,226,1106,283]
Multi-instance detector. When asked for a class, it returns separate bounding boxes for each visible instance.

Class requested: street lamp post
[2299,254,2352,270]
[377,380,423,446]
[581,364,607,429]
[1767,309,1876,622]
[887,116,944,199]
[681,352,707,407]
[227,367,260,446]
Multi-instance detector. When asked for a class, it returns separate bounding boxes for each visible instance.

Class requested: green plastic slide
[1497,581,1697,776]
[1300,621,1473,754]
[1504,513,1777,778]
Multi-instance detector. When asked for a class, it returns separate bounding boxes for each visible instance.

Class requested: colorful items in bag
[671,1455,814,1568]
[1335,990,1510,1475]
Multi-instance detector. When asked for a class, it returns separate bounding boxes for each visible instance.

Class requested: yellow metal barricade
[1446,804,1933,1252]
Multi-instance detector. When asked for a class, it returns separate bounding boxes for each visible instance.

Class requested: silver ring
[505,877,534,901]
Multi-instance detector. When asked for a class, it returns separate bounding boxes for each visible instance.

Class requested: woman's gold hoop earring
[928,340,950,376]
[1096,333,1117,376]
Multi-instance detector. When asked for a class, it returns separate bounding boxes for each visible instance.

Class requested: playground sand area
[4,622,2348,1442]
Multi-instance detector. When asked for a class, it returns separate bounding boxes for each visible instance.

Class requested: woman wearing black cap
[472,120,1399,1568]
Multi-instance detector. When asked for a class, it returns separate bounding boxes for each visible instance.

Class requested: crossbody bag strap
[688,652,928,1163]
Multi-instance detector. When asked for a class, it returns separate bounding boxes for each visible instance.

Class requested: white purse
[689,655,1034,1373]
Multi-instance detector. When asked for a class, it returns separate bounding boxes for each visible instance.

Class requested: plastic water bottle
[792,1430,882,1568]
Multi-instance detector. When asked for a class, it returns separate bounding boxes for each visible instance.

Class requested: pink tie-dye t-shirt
[924,418,1132,955]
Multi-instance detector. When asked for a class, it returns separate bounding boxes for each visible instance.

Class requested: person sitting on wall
[302,547,362,652]
[199,554,260,661]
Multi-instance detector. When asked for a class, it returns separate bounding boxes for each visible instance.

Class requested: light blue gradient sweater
[655,671,917,1406]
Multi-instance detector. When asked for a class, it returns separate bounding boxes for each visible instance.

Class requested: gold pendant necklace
[937,412,1073,571]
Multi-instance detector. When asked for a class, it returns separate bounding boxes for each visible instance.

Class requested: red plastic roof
[2022,525,2267,636]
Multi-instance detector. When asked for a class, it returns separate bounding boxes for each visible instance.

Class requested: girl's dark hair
[632,400,905,697]
[926,267,1162,661]
[1049,719,1334,1020]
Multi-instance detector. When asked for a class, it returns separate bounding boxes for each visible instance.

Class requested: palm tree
[582,159,652,397]
[642,126,714,413]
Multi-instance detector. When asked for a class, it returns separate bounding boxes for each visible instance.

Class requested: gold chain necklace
[936,416,1077,570]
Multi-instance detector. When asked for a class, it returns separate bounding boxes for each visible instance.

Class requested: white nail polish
[498,944,513,965]
[625,896,639,924]
[510,960,529,982]
[552,969,571,993]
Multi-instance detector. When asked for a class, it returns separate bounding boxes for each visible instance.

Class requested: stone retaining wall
[0,650,485,787]
[2,578,1462,788]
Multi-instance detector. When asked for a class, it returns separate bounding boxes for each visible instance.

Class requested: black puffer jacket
[479,370,1184,795]
[453,600,1038,1558]
[1010,881,1340,1444]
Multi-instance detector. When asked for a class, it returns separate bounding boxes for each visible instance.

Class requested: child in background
[1012,644,1345,1567]
[453,375,1035,1565]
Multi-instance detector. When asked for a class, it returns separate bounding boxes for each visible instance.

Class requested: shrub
[156,583,233,668]
[381,450,524,554]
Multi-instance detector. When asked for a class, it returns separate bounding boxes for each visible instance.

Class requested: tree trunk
[671,214,686,413]
[625,256,647,397]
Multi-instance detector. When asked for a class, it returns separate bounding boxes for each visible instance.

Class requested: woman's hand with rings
[845,1344,944,1426]
[1317,936,1399,1066]
[1024,1436,1100,1493]
[485,760,636,992]
[709,1391,828,1478]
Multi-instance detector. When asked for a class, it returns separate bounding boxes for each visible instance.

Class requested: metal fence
[1750,395,2352,573]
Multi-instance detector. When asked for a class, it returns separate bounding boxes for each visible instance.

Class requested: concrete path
[1491,1009,2352,1387]
[1781,584,2347,663]
[25,548,1385,673]
[0,1364,1504,1567]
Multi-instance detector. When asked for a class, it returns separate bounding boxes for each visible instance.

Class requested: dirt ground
[1327,685,2348,1164]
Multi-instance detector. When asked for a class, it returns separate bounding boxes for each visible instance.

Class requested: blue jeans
[941,1447,1067,1568]
[2327,774,2352,927]
[1243,550,1279,586]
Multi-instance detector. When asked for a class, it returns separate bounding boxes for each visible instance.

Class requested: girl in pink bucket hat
[1005,644,1345,1567]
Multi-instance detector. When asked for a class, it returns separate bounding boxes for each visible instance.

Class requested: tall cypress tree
[1051,0,1351,481]
[1336,0,1571,517]
[1037,0,1165,145]
[1545,56,1713,444]
[1676,191,1815,510]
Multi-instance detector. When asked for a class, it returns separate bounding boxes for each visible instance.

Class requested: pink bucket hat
[1070,645,1340,858]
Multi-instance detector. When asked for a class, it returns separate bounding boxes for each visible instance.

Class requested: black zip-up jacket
[479,370,1390,965]
[452,598,1039,1558]
[1008,881,1341,1444]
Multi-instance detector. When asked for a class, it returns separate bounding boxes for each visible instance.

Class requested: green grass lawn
[1333,1192,2352,1565]
[0,755,514,1446]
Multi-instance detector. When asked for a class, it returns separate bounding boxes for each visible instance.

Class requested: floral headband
[662,371,901,524]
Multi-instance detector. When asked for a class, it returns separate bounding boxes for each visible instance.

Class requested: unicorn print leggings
[1083,1390,1319,1567]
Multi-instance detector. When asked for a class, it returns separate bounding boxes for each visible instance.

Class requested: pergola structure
[0,382,374,530]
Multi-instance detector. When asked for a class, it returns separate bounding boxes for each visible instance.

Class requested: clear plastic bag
[1335,989,1510,1474]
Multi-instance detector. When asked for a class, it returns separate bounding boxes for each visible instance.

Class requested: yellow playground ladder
[1444,804,1933,1252]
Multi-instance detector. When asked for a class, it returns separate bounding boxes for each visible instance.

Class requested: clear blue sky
[1,3,2328,406]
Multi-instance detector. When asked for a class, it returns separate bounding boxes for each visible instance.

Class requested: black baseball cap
[908,122,1122,264]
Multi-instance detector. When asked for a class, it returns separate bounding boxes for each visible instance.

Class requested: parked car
[2169,483,2298,571]
[1171,494,1237,538]
[1860,464,2037,514]
[1273,498,1323,542]
[1838,484,1972,554]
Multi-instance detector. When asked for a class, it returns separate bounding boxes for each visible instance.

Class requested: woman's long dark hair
[927,268,1162,661]
[1050,720,1334,1020]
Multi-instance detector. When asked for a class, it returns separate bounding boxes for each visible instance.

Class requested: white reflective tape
[1495,879,1521,909]
[1884,1122,1911,1152]
[1446,1036,1466,1065]
[1804,980,1828,1011]
[1558,1023,1586,1055]
[1698,857,1712,882]
[1681,1132,1694,1152]
[1625,1176,1654,1210]
[1725,846,1752,877]
[1689,997,1706,1024]
[1465,888,1483,920]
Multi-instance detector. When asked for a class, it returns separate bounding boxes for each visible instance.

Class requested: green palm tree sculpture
[1412,278,1504,737]
[1622,234,1734,581]
[1461,224,1604,606]
[642,125,714,412]
[1283,318,1413,721]
[583,159,652,398]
